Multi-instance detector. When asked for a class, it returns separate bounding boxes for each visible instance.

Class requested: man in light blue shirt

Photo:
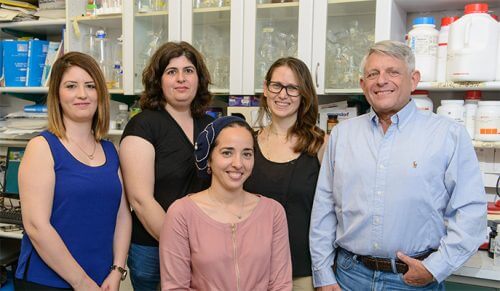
[309,40,487,290]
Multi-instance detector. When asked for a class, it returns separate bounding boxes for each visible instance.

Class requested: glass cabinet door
[324,0,375,93]
[191,0,232,93]
[254,1,300,91]
[66,1,123,92]
[132,1,169,93]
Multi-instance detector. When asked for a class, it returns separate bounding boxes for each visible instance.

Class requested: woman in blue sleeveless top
[14,52,132,290]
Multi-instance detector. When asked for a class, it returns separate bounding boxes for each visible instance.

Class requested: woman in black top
[244,57,326,291]
[119,41,213,290]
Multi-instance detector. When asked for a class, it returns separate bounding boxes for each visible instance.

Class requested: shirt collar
[369,100,416,131]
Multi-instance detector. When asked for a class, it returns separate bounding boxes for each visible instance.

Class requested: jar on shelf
[410,90,432,112]
[436,100,464,125]
[464,90,481,139]
[407,16,438,82]
[475,101,500,142]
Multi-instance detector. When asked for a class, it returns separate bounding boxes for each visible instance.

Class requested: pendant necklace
[207,188,245,220]
[69,136,97,160]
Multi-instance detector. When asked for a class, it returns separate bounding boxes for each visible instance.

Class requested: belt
[340,248,434,274]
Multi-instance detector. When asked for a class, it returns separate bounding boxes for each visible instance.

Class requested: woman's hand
[100,270,122,291]
[73,275,100,291]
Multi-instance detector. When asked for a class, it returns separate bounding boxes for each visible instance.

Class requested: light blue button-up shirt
[310,100,487,287]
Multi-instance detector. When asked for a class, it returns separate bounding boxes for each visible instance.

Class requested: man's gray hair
[359,40,415,76]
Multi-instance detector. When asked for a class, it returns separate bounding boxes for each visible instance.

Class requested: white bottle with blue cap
[407,16,439,82]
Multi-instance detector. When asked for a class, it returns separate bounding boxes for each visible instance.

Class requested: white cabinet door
[65,1,123,92]
[182,0,236,94]
[312,0,376,95]
[242,1,313,95]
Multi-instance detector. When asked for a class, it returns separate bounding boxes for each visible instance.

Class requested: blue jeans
[127,243,160,291]
[335,248,445,291]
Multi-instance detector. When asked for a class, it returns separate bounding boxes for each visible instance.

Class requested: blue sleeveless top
[15,131,122,288]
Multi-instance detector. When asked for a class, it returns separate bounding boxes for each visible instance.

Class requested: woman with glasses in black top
[244,57,327,291]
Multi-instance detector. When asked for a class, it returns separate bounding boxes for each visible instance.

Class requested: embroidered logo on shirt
[412,161,417,168]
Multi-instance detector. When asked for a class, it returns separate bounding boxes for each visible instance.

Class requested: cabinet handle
[315,62,320,88]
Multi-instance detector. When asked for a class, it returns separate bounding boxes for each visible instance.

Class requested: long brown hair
[258,57,325,155]
[140,41,212,118]
[47,51,109,140]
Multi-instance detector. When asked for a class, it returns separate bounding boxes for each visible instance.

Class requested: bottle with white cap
[407,16,439,82]
[464,90,481,139]
[436,100,465,125]
[436,16,459,82]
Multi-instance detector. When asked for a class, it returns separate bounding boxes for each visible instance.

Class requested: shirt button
[376,191,383,196]
[379,164,385,169]
[373,243,379,249]
[374,216,380,224]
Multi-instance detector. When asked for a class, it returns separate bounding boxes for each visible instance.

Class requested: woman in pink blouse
[159,116,292,291]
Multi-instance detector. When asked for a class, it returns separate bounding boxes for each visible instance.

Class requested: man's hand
[316,284,341,291]
[397,252,435,286]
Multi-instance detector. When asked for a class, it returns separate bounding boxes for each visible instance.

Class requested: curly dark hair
[140,41,212,118]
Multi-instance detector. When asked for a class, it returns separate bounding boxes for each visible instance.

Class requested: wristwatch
[110,265,128,281]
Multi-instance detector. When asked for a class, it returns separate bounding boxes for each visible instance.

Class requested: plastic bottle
[464,90,481,139]
[494,230,500,266]
[86,0,97,16]
[112,62,122,89]
[115,104,129,130]
[407,16,439,82]
[447,3,499,82]
[489,222,498,258]
[411,90,433,112]
[436,16,459,82]
[475,101,500,141]
[436,100,465,125]
[129,99,142,120]
[493,14,500,81]
[95,29,112,88]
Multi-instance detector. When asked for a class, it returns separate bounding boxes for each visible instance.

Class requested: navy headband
[194,116,246,178]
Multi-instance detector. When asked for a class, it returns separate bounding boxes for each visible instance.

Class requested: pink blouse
[159,195,292,291]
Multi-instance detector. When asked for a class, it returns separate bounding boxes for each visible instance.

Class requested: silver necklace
[69,136,97,160]
[207,188,245,220]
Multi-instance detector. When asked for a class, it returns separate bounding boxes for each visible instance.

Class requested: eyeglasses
[266,81,300,97]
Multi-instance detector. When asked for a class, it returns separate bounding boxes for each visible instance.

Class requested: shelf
[107,129,123,136]
[474,141,500,149]
[134,10,169,17]
[257,2,299,9]
[72,15,122,28]
[0,139,29,147]
[417,81,500,91]
[0,19,65,37]
[325,88,364,94]
[393,0,499,13]
[328,0,376,17]
[193,6,231,13]
[0,87,48,94]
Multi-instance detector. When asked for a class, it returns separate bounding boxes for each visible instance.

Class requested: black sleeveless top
[244,142,320,277]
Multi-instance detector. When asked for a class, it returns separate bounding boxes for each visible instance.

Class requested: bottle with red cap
[436,16,459,82]
[411,90,433,112]
[447,3,499,82]
[464,90,481,138]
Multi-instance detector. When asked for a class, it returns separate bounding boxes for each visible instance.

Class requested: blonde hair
[47,52,110,140]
